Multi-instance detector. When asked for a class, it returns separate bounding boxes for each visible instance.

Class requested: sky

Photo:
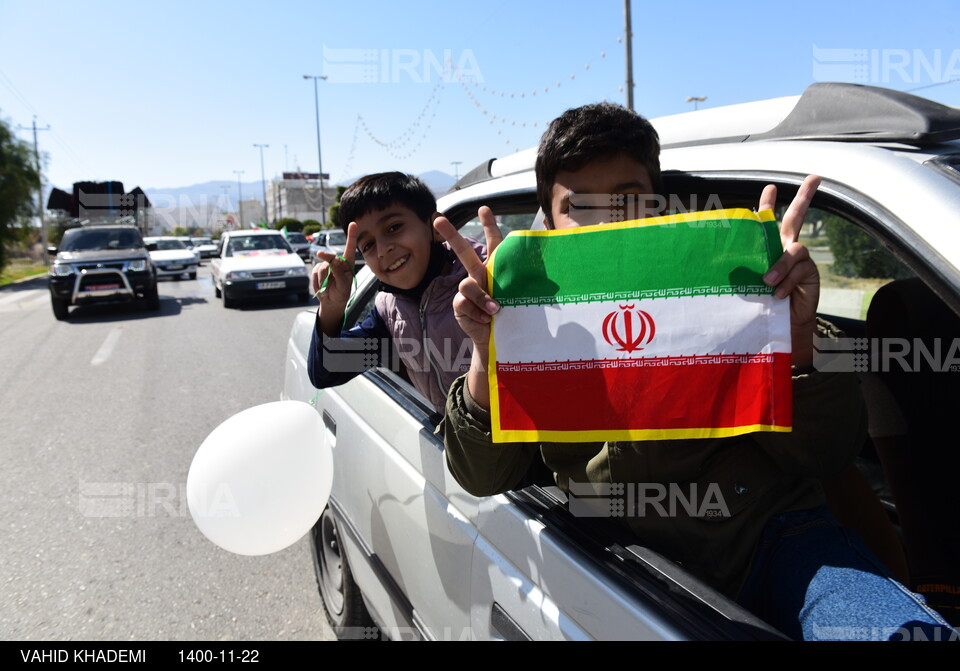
[2,0,960,197]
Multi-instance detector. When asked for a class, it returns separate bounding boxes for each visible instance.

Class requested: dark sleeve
[307,306,391,389]
[754,319,868,479]
[442,374,540,496]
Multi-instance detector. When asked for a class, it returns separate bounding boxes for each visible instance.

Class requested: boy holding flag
[434,103,955,640]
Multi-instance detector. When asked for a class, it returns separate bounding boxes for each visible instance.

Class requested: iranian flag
[487,208,793,443]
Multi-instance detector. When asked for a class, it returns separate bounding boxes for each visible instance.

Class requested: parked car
[282,83,960,640]
[47,224,159,320]
[143,237,199,280]
[284,232,313,262]
[210,229,310,308]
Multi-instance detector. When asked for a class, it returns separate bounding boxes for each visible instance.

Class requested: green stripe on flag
[489,209,781,305]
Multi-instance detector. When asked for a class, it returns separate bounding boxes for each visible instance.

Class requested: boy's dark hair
[338,172,436,233]
[535,103,662,225]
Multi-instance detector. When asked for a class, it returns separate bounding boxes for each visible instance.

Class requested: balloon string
[310,255,358,408]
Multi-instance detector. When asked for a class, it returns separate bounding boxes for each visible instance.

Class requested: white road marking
[91,327,124,366]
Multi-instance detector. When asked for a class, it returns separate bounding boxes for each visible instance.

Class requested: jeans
[737,506,958,641]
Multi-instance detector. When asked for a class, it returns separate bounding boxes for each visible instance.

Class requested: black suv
[47,225,160,320]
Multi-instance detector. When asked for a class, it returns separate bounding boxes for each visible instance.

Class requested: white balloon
[186,400,332,556]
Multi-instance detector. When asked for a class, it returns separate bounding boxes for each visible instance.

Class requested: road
[0,266,337,641]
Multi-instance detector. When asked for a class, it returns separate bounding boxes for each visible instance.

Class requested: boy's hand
[433,206,503,347]
[312,222,359,337]
[433,206,503,410]
[760,175,821,370]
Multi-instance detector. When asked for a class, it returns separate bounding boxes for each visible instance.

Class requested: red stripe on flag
[494,353,792,432]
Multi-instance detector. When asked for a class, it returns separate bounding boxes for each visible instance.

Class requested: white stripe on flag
[493,293,790,363]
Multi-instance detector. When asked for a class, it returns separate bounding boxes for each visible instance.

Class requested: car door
[306,269,481,640]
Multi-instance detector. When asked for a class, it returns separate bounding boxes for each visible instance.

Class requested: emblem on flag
[486,208,793,443]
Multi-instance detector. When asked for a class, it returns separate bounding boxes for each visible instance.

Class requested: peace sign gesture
[433,206,504,410]
[312,222,359,337]
[759,174,822,369]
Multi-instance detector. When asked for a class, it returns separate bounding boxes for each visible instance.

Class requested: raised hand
[433,206,504,410]
[312,222,359,337]
[433,206,504,348]
[760,175,822,369]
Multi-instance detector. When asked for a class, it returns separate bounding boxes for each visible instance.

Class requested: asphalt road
[0,266,337,642]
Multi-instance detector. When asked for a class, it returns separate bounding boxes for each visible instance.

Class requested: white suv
[283,83,960,640]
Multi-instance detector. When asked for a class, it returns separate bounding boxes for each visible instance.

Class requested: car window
[800,208,914,322]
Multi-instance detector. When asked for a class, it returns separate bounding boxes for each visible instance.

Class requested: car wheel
[310,507,377,640]
[298,291,311,304]
[214,279,221,298]
[51,296,70,321]
[144,285,160,311]
[189,271,197,280]
[222,289,234,309]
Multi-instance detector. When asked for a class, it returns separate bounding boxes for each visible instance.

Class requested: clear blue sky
[2,0,959,194]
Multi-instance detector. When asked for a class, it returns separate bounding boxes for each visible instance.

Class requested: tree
[302,219,322,237]
[0,115,40,272]
[327,185,346,230]
[275,217,303,233]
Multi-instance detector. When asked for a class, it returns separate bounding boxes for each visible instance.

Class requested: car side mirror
[47,245,58,255]
[146,243,158,251]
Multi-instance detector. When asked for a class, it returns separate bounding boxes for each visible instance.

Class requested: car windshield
[194,238,213,245]
[153,239,187,251]
[225,234,292,256]
[287,233,307,243]
[325,231,346,247]
[59,228,143,252]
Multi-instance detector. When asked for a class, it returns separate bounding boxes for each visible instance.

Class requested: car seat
[864,277,960,625]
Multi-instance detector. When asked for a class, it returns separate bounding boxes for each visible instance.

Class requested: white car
[282,83,960,640]
[210,229,310,308]
[186,236,218,260]
[143,236,199,280]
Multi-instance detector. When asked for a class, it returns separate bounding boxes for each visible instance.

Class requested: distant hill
[114,169,457,232]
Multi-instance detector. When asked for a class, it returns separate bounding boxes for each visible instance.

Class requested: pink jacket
[375,239,485,411]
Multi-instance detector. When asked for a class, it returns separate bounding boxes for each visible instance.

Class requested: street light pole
[233,170,245,228]
[303,75,328,226]
[254,143,269,225]
[685,96,707,111]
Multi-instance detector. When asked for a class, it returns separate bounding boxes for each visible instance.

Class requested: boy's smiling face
[353,205,438,289]
[549,153,659,229]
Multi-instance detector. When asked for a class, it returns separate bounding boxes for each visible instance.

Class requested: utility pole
[303,75,328,226]
[254,144,269,224]
[18,117,51,262]
[233,170,245,228]
[624,0,634,111]
[451,161,462,182]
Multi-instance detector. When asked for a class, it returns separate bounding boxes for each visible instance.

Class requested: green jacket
[441,351,867,598]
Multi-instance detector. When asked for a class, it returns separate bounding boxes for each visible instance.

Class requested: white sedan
[143,237,199,280]
[210,229,311,308]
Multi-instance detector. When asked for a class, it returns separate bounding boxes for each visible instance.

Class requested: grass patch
[0,261,48,286]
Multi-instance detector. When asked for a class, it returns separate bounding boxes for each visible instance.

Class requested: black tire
[214,279,221,298]
[222,289,235,309]
[51,296,70,321]
[189,271,197,280]
[298,291,311,304]
[310,507,378,640]
[144,285,160,311]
